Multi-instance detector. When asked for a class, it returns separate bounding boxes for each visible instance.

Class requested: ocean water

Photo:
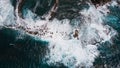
[0,0,120,68]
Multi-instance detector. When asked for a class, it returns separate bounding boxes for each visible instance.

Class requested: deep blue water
[0,27,50,68]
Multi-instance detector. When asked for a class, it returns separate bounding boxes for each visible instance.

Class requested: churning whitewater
[0,0,118,68]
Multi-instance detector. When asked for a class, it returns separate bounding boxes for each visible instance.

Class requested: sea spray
[0,0,118,68]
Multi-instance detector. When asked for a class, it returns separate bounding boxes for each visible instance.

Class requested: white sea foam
[0,0,15,26]
[0,0,118,68]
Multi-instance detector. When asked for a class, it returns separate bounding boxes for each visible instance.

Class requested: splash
[0,0,118,68]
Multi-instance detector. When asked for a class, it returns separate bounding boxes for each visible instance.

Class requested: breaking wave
[0,0,119,68]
